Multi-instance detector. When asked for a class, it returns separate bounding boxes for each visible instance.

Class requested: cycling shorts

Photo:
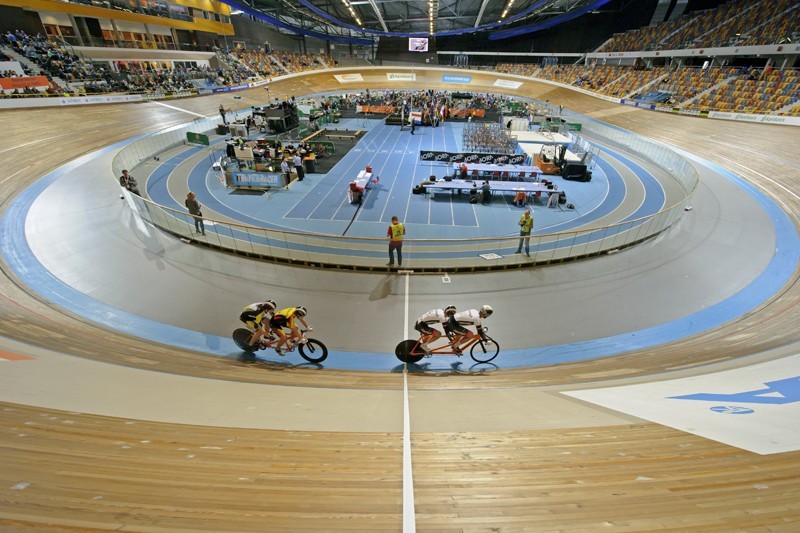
[414,321,435,335]
[240,311,263,331]
[445,316,468,335]
[269,315,289,329]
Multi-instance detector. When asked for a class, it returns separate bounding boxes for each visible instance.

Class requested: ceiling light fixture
[339,0,362,27]
[498,0,515,22]
[428,0,438,35]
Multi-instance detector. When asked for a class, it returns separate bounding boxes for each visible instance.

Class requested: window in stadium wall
[118,0,139,11]
[169,5,188,17]
[153,34,173,47]
[43,24,76,38]
[146,0,168,15]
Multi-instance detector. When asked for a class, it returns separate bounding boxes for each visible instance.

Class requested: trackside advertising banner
[419,150,526,165]
[334,73,364,83]
[706,111,800,126]
[387,73,416,81]
[442,74,472,84]
[494,79,522,89]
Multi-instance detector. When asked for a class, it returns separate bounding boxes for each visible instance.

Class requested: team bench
[325,130,364,140]
[302,129,325,142]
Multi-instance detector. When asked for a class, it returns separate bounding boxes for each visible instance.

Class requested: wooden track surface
[1,69,800,530]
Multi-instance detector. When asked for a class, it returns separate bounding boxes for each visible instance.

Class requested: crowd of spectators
[0,31,336,98]
[599,0,797,53]
[230,49,334,78]
[335,88,509,115]
[496,62,800,116]
[2,30,93,82]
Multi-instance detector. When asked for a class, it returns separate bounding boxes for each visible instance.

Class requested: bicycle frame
[234,327,328,363]
[413,332,482,356]
[258,327,307,352]
[395,329,499,364]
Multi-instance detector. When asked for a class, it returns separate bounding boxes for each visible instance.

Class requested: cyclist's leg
[414,322,436,353]
[449,324,473,353]
[245,321,263,346]
[459,329,478,350]
[425,328,442,348]
[270,317,288,351]
[287,325,301,346]
[443,317,461,351]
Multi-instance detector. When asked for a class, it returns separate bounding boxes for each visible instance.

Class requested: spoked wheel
[395,339,424,364]
[233,328,256,352]
[470,336,500,363]
[298,338,328,363]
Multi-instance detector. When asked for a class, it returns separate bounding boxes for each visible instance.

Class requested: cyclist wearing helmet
[414,305,457,354]
[269,306,312,356]
[445,305,493,355]
[239,300,277,348]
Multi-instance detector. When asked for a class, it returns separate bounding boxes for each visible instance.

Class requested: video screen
[409,38,429,52]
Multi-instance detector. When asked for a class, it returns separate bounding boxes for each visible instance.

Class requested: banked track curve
[1,69,800,531]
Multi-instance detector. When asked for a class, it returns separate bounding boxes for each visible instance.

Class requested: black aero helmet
[295,305,307,317]
[262,299,277,311]
[444,305,457,316]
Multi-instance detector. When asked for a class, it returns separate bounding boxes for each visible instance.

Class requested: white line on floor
[402,271,416,532]
[0,131,87,156]
[151,101,208,118]
[0,164,31,185]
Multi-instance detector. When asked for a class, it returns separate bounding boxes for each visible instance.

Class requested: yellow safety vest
[390,223,405,241]
[519,215,533,232]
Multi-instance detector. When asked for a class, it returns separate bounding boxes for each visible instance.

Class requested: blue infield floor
[143,119,671,242]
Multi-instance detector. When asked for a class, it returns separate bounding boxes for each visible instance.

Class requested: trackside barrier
[113,109,699,272]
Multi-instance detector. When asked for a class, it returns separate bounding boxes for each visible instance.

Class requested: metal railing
[113,109,699,272]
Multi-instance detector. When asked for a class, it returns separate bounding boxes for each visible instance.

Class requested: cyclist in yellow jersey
[269,306,312,356]
[239,299,277,348]
[387,215,406,267]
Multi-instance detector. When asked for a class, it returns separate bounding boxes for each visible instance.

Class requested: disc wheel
[470,336,500,363]
[233,328,256,352]
[298,338,328,363]
[395,339,424,364]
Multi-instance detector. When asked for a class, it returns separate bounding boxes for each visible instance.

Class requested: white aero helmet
[444,305,457,316]
[480,304,493,317]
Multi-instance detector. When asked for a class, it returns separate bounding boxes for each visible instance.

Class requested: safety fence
[113,108,699,272]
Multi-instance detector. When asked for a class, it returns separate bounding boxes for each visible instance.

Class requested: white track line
[151,101,208,118]
[0,165,31,185]
[402,271,416,532]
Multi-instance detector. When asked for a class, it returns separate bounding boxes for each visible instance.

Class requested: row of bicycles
[233,327,500,365]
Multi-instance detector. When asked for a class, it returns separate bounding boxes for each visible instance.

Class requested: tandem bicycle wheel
[395,339,425,364]
[470,336,500,363]
[298,338,328,363]
[233,328,256,352]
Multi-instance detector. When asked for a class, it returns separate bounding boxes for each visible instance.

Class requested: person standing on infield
[515,209,534,257]
[185,191,205,235]
[387,216,406,267]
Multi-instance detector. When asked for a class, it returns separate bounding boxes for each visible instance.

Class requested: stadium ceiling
[226,0,618,40]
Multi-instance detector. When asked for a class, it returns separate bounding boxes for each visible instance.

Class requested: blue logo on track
[709,406,755,414]
[669,376,800,405]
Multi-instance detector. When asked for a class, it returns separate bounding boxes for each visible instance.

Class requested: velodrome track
[1,68,800,530]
